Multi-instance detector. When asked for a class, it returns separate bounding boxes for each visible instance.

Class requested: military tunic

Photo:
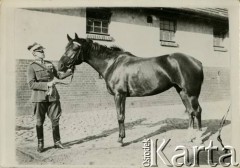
[27,60,72,126]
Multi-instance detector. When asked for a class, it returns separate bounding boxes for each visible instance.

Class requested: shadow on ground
[123,118,230,146]
[55,118,147,150]
[16,117,231,165]
[16,126,34,131]
[54,118,230,149]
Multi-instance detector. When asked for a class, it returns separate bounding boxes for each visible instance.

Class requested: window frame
[86,18,110,36]
[213,26,228,52]
[159,18,178,47]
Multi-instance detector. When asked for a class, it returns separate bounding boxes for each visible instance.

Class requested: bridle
[60,40,84,85]
[73,41,84,63]
[64,40,84,70]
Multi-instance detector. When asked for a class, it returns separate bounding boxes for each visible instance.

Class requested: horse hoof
[117,137,124,146]
[118,137,123,142]
[195,139,203,145]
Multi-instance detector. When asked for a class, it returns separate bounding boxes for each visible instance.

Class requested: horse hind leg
[179,90,194,128]
[193,100,202,131]
[186,95,202,131]
[175,86,194,128]
[176,86,202,130]
[190,98,203,144]
[176,87,202,142]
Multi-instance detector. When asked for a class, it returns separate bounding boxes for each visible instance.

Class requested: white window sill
[160,41,179,47]
[87,34,114,41]
[214,46,227,52]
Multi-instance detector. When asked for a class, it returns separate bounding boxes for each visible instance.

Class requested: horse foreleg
[114,93,126,145]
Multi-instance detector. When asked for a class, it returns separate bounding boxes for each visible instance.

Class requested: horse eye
[73,46,80,51]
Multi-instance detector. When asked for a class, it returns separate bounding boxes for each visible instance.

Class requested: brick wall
[16,59,230,116]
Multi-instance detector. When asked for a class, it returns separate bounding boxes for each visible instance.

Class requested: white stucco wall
[105,9,230,67]
[14,8,230,67]
[14,9,86,60]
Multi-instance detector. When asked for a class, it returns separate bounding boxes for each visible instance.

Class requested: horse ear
[75,33,79,39]
[67,34,72,41]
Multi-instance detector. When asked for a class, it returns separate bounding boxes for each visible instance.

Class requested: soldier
[27,42,73,153]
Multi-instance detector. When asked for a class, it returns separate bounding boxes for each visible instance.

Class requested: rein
[74,40,84,62]
[54,69,75,86]
[217,104,230,150]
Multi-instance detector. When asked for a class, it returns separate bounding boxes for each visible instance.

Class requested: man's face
[33,50,45,59]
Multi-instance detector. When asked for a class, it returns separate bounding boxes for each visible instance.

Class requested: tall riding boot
[52,125,64,149]
[36,125,44,153]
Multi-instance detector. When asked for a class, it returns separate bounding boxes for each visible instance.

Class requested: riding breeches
[34,101,62,127]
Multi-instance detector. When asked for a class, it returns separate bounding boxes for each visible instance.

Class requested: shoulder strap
[31,61,51,73]
[44,60,53,64]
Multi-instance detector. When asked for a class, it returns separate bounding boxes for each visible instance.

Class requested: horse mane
[110,45,124,52]
[110,45,135,56]
[84,39,135,59]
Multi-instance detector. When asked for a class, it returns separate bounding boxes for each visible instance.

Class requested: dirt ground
[16,100,231,166]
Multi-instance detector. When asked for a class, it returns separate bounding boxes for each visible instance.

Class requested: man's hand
[67,68,73,75]
[47,79,57,96]
[47,80,56,87]
[46,87,53,96]
[67,68,72,73]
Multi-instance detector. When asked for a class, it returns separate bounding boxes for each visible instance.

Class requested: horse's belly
[128,71,172,97]
[107,58,174,96]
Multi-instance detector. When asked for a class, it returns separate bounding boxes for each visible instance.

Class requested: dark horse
[58,33,204,145]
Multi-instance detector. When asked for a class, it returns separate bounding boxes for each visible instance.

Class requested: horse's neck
[85,51,114,78]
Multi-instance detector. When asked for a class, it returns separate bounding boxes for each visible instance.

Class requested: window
[86,8,113,41]
[160,18,178,47]
[213,25,228,52]
[147,16,153,23]
[87,18,109,35]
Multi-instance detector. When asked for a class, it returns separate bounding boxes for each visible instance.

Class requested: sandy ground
[16,100,232,166]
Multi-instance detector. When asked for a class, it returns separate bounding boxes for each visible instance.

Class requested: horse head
[58,33,91,72]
